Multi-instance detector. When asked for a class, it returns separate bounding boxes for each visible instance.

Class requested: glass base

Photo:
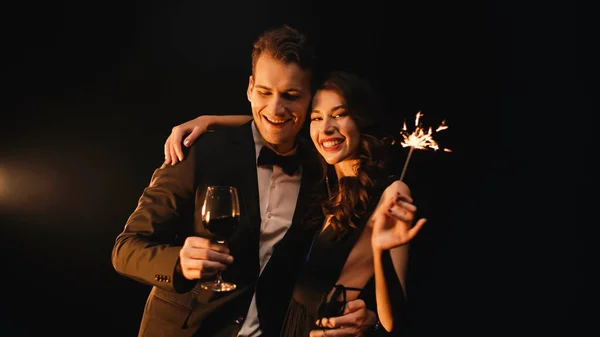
[200,281,237,292]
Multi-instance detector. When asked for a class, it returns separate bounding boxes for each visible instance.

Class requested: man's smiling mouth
[264,115,292,125]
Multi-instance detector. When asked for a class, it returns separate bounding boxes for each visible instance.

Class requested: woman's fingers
[184,127,204,147]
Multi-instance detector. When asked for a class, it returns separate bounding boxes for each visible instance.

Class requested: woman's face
[309,89,361,165]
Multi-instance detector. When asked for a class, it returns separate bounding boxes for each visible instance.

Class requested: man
[112,25,378,337]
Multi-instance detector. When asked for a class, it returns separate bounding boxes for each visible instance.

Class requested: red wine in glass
[199,185,240,292]
[204,215,239,242]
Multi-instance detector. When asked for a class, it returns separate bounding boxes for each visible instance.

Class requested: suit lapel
[228,123,261,235]
[276,167,322,252]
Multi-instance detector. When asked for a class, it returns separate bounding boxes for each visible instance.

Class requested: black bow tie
[257,146,301,176]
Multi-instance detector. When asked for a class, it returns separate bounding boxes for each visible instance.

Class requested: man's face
[247,53,311,153]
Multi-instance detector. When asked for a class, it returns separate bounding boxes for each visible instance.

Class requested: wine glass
[199,185,240,292]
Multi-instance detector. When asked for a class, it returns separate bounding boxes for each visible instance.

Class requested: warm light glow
[0,160,60,214]
[0,150,128,224]
[0,167,6,197]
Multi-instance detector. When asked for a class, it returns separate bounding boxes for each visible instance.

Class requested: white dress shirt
[237,121,302,337]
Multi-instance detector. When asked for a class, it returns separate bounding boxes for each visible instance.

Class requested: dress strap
[316,284,364,322]
[337,284,362,292]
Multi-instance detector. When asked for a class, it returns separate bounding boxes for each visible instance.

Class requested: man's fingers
[309,326,360,337]
[181,260,226,279]
[342,298,366,314]
[316,317,335,329]
[183,248,233,264]
[182,258,227,272]
[180,237,234,280]
[184,237,230,253]
[315,300,366,329]
[322,309,360,327]
[181,238,233,267]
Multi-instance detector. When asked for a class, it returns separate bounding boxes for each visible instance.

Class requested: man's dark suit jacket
[112,121,324,337]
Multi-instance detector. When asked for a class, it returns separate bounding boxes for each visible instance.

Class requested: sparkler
[397,111,451,181]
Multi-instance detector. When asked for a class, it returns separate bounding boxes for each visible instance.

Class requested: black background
[1,1,588,336]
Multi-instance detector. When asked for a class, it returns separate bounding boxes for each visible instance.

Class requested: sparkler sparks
[396,111,451,181]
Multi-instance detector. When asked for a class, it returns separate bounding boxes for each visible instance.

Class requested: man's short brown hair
[251,24,317,76]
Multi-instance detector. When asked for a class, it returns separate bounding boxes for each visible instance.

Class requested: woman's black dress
[280,210,380,336]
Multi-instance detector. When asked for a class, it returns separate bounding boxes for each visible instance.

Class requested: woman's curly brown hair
[312,71,394,238]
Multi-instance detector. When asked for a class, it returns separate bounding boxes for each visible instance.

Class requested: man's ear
[247,75,254,102]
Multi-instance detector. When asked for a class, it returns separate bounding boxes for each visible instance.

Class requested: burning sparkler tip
[396,110,451,180]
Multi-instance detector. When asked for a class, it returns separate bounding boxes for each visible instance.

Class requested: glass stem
[215,240,225,286]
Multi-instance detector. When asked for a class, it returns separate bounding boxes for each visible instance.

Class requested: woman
[164,71,426,335]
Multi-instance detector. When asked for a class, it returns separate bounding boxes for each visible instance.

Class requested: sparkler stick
[399,147,415,181]
[397,111,451,181]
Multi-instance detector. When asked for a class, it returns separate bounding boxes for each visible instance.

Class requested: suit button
[235,316,244,324]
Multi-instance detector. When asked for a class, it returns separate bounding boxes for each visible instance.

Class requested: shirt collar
[252,121,298,164]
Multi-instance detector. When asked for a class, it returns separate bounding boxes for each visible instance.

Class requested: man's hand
[179,236,233,280]
[310,299,377,337]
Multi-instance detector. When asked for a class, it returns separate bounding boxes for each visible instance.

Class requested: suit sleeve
[111,145,198,293]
